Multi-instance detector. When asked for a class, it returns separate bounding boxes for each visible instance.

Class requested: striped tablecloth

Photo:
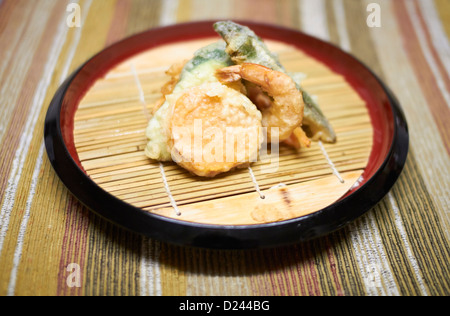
[0,0,448,296]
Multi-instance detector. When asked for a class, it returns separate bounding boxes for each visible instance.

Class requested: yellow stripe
[125,0,163,36]
[176,0,192,23]
[160,243,187,295]
[434,0,450,39]
[69,0,118,72]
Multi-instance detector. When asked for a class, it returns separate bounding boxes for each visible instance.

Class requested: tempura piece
[145,41,234,161]
[216,63,303,141]
[145,42,263,177]
[213,20,337,143]
[170,82,263,177]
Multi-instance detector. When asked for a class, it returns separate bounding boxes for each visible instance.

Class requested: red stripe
[105,0,132,46]
[284,251,301,295]
[302,246,321,295]
[57,196,77,296]
[0,0,40,92]
[326,246,344,296]
[0,0,15,34]
[71,200,90,296]
[57,196,90,296]
[393,0,450,155]
[307,254,321,295]
[233,0,278,24]
[292,249,308,295]
[264,252,281,295]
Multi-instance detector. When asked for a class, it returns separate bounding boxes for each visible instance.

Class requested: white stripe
[139,237,148,296]
[405,0,450,108]
[159,163,181,216]
[299,0,329,41]
[5,0,90,295]
[106,65,169,79]
[310,2,402,295]
[388,192,428,295]
[139,238,147,296]
[348,216,398,296]
[131,64,146,104]
[417,0,450,78]
[140,237,162,296]
[130,63,151,121]
[7,143,45,296]
[59,0,93,84]
[366,211,399,295]
[0,3,72,254]
[159,0,179,26]
[332,0,351,52]
[318,141,344,183]
[248,166,265,199]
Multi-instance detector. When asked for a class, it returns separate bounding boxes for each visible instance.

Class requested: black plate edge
[43,21,409,250]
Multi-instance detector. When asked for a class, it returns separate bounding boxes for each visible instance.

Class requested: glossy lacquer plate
[44,21,408,249]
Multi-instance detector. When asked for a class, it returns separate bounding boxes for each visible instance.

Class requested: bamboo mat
[74,38,372,225]
[0,0,449,296]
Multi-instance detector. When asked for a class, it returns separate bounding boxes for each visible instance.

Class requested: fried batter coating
[214,20,336,143]
[169,82,263,177]
[216,63,304,142]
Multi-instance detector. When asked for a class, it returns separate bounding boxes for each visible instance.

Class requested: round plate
[44,21,409,249]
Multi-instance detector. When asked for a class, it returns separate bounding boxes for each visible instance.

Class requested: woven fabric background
[0,0,449,296]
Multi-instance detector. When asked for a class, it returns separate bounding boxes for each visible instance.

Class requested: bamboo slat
[73,38,374,226]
